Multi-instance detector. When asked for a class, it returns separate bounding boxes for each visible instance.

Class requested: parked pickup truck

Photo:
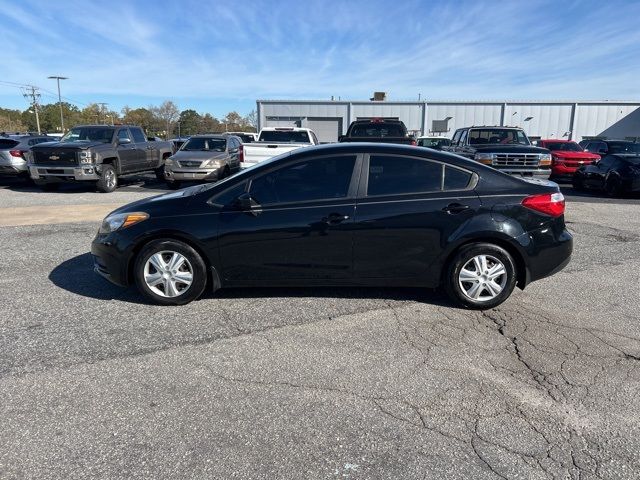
[240,127,319,168]
[28,125,174,192]
[339,118,417,145]
[445,126,552,178]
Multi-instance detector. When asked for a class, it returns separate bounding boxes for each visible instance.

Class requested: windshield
[181,137,226,152]
[259,130,310,143]
[468,129,530,146]
[544,142,582,152]
[350,124,405,137]
[608,142,640,154]
[60,127,114,143]
[418,138,450,147]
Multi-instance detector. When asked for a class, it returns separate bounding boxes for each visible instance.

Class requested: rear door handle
[443,203,470,214]
[322,213,350,225]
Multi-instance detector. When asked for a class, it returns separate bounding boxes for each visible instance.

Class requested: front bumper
[91,235,130,287]
[30,164,100,182]
[165,167,220,182]
[497,168,551,179]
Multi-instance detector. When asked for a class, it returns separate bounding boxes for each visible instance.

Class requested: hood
[110,184,206,216]
[472,145,550,154]
[32,140,109,151]
[172,150,227,160]
[551,150,599,159]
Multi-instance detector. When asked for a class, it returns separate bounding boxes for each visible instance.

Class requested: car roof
[540,139,573,142]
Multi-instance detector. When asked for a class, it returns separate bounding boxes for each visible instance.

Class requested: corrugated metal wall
[258,100,640,142]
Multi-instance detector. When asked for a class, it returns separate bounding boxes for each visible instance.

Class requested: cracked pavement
[0,179,639,479]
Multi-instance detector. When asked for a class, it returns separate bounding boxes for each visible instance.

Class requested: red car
[538,139,600,180]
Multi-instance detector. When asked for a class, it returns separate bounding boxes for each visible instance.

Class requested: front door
[116,128,142,173]
[217,154,360,284]
[353,153,481,280]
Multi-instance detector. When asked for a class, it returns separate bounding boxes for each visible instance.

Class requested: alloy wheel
[105,169,116,189]
[143,250,194,298]
[458,254,508,302]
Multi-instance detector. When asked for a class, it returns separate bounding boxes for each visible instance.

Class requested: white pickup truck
[240,127,319,168]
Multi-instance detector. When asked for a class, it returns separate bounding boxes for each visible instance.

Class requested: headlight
[99,212,149,234]
[474,153,494,165]
[202,159,223,168]
[164,157,173,166]
[78,151,94,164]
[539,153,552,166]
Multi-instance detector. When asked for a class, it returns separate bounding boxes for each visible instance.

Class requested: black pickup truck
[339,118,417,145]
[28,125,174,192]
[445,126,552,178]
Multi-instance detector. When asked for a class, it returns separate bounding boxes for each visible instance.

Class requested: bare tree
[243,109,258,131]
[152,101,180,139]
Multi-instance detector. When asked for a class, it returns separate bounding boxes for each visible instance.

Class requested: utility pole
[97,103,108,125]
[22,86,41,134]
[47,76,68,132]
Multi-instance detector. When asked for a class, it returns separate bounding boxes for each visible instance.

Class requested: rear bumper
[30,164,100,182]
[521,223,573,284]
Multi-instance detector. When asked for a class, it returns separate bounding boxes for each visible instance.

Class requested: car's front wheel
[444,243,517,310]
[96,164,118,193]
[134,239,208,305]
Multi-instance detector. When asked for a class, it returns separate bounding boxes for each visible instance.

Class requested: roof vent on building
[370,92,387,101]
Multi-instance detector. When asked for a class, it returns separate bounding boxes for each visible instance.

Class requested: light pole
[48,76,68,132]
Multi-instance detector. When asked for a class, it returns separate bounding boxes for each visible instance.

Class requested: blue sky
[0,0,639,117]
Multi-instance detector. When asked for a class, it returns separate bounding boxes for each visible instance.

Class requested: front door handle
[442,203,470,214]
[322,213,350,224]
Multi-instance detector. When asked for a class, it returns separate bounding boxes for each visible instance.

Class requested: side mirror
[118,137,131,145]
[235,192,261,216]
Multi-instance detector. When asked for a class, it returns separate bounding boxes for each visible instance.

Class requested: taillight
[9,150,24,158]
[410,139,417,146]
[522,192,565,217]
[238,144,244,163]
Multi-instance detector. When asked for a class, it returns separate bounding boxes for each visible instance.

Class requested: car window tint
[368,155,442,196]
[118,129,131,142]
[130,128,146,143]
[213,181,247,207]
[444,166,472,190]
[250,156,356,205]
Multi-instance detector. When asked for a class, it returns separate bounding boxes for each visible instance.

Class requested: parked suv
[0,134,56,180]
[579,139,640,156]
[446,126,551,178]
[339,118,416,145]
[28,125,174,192]
[164,135,242,189]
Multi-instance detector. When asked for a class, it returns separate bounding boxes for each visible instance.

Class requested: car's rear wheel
[572,175,584,191]
[444,243,517,310]
[134,239,207,305]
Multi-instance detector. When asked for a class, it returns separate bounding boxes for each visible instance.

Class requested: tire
[166,180,182,190]
[444,243,517,310]
[96,164,118,193]
[604,176,621,197]
[220,165,230,179]
[134,239,208,306]
[155,165,166,182]
[571,176,584,191]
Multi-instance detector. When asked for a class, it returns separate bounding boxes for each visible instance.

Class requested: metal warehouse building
[256,99,640,144]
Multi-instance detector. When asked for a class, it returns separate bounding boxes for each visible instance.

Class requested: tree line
[0,100,257,138]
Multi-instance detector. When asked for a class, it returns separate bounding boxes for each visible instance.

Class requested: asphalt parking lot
[1,175,639,479]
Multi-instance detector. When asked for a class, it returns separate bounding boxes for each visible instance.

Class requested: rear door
[352,153,480,281]
[130,127,155,169]
[216,154,361,284]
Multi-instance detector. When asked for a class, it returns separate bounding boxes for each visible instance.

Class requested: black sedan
[91,143,573,309]
[573,153,640,196]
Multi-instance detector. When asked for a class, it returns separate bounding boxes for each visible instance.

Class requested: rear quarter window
[444,166,473,190]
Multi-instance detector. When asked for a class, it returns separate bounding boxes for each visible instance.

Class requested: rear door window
[130,128,146,143]
[367,155,443,196]
[0,139,20,149]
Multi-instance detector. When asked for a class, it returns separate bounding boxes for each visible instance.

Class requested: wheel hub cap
[143,251,193,298]
[458,254,507,302]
